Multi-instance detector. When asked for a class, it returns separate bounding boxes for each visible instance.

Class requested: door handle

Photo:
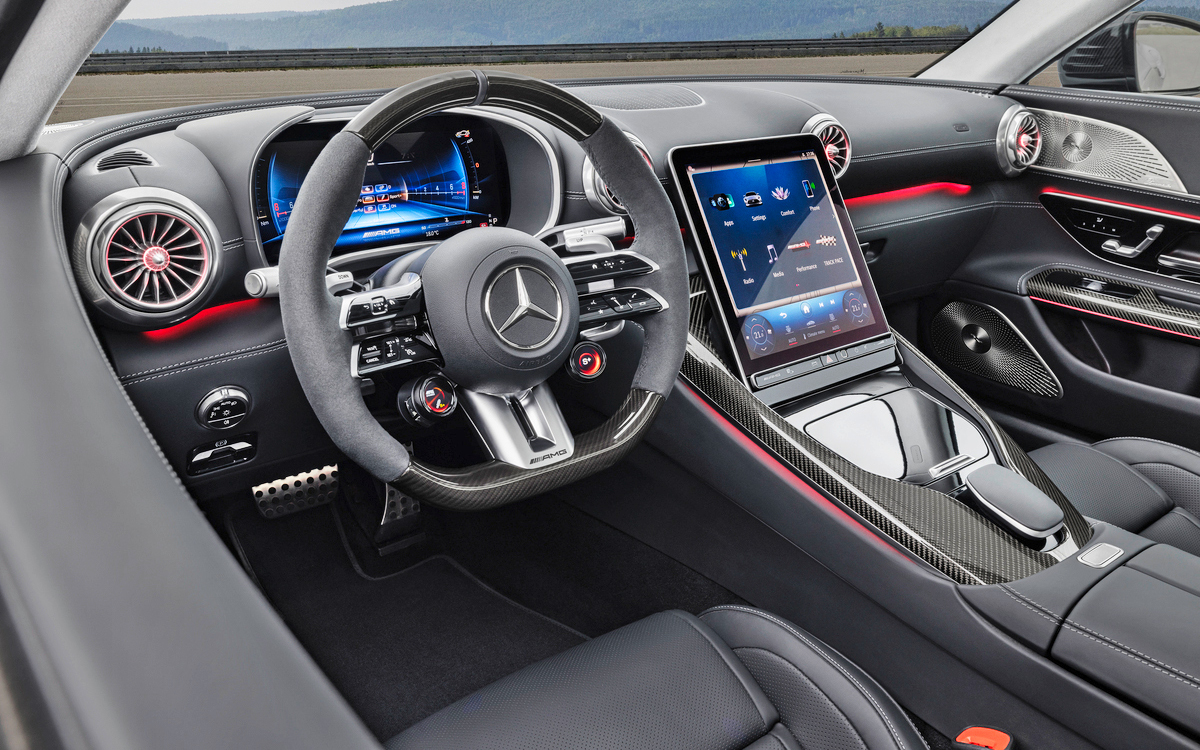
[1101,224,1164,258]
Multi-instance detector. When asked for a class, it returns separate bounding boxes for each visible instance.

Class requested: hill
[111,0,1002,50]
[94,21,226,52]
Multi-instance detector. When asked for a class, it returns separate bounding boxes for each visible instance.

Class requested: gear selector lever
[962,465,1065,545]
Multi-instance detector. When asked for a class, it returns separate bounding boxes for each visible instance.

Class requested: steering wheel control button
[354,333,437,376]
[568,342,606,381]
[566,252,656,284]
[339,273,422,329]
[399,374,458,427]
[196,386,251,430]
[1078,543,1124,569]
[186,433,257,476]
[578,288,664,324]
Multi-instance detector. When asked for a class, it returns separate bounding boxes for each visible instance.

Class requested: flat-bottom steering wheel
[278,70,689,510]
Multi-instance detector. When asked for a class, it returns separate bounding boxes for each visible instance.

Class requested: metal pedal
[253,464,339,518]
[383,484,420,523]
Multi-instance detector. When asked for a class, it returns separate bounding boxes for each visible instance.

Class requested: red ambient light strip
[845,182,971,209]
[142,298,265,342]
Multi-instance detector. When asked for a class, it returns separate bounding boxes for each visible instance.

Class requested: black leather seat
[387,606,927,750]
[1031,437,1200,556]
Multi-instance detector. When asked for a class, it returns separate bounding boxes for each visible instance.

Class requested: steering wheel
[278,70,689,510]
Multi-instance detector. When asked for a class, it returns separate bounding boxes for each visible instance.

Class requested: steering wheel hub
[421,227,579,395]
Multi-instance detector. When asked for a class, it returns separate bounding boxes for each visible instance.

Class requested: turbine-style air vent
[802,114,852,179]
[997,105,1043,176]
[96,149,156,171]
[582,132,653,215]
[73,188,222,328]
[102,211,210,310]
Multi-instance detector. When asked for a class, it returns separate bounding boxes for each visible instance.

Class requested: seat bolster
[1140,508,1200,558]
[387,610,776,750]
[700,606,927,750]
[1094,437,1200,476]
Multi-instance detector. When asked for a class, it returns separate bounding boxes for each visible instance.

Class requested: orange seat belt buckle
[955,726,1013,750]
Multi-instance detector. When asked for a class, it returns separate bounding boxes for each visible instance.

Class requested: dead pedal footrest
[253,464,339,518]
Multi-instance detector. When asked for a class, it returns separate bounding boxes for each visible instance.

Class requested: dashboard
[50,76,1031,498]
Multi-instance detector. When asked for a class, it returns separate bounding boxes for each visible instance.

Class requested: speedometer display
[252,115,509,264]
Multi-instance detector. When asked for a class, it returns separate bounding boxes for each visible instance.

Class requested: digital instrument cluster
[253,115,509,264]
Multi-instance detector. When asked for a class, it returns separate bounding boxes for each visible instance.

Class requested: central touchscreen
[671,135,888,384]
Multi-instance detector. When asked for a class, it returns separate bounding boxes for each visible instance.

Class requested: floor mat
[228,506,586,740]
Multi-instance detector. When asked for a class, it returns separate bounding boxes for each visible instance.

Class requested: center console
[667,135,1200,744]
[670,134,1077,559]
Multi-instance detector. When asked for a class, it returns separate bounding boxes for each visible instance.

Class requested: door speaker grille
[930,301,1062,398]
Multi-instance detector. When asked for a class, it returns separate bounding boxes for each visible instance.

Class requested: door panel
[913,84,1200,452]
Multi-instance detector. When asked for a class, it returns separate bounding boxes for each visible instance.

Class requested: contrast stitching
[123,342,287,385]
[121,338,287,380]
[1061,620,1200,691]
[855,204,995,232]
[1095,436,1200,465]
[999,584,1062,622]
[1036,171,1200,207]
[1007,86,1200,115]
[855,140,992,162]
[705,606,909,750]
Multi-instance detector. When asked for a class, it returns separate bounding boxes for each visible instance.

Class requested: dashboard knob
[399,374,458,427]
[567,342,606,381]
[196,386,251,430]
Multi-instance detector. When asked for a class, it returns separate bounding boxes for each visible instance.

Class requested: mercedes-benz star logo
[485,266,562,349]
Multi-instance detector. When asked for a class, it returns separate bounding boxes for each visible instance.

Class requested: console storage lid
[1052,544,1200,738]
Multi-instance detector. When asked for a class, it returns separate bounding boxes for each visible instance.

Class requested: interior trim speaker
[929,300,1062,398]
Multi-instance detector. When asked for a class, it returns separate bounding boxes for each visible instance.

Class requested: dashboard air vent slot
[996,105,1043,177]
[801,114,852,179]
[73,187,222,328]
[96,149,156,171]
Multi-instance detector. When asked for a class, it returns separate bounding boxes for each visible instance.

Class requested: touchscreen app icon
[802,180,816,198]
[771,186,790,201]
[743,191,763,207]
[709,193,735,210]
[730,247,748,271]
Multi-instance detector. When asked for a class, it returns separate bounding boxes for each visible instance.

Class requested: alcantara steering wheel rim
[277,70,689,510]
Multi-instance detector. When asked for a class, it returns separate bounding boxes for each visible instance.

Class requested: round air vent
[73,188,222,329]
[581,132,653,215]
[997,105,1043,177]
[802,114,852,179]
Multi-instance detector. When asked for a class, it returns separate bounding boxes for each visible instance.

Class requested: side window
[1028,8,1200,97]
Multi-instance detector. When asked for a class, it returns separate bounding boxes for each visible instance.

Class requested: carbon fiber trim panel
[893,332,1092,547]
[682,280,1086,582]
[394,390,661,510]
[1027,269,1200,342]
[679,346,1052,585]
[929,301,1062,398]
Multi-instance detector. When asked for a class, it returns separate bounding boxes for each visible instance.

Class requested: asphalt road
[50,53,942,123]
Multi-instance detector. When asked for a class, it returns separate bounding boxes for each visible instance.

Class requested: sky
[119,0,372,19]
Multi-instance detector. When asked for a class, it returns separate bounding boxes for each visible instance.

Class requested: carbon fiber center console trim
[684,283,1064,585]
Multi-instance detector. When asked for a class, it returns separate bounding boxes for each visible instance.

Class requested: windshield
[52,1,1011,124]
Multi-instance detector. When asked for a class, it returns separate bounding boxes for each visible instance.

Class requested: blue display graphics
[253,117,508,264]
[687,154,875,360]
